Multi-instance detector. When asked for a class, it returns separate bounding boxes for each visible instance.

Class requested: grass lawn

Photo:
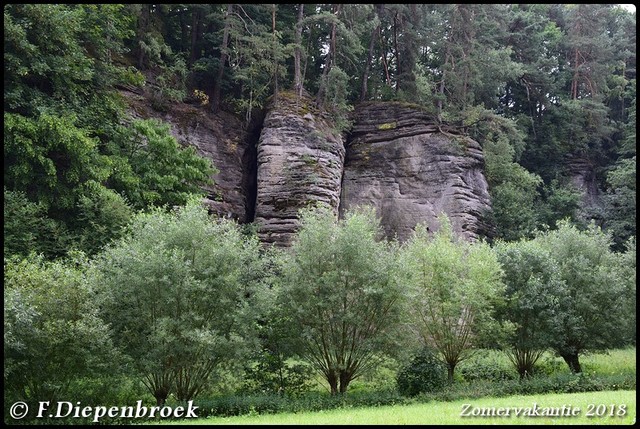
[164,390,635,425]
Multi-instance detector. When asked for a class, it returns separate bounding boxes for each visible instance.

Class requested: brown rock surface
[340,102,492,241]
[123,89,492,245]
[254,93,345,246]
[122,89,255,222]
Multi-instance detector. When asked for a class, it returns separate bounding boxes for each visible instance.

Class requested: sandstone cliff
[253,93,345,246]
[123,89,492,245]
[123,89,256,223]
[340,102,492,242]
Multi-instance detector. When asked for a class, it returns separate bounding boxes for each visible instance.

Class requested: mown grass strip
[162,390,635,425]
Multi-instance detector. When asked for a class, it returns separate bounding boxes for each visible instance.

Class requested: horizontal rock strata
[340,102,491,242]
[254,93,345,247]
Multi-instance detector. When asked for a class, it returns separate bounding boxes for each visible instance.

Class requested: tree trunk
[189,9,200,66]
[561,353,582,374]
[211,4,233,113]
[179,11,188,53]
[571,48,580,100]
[392,11,400,94]
[327,371,338,395]
[379,27,392,87]
[294,4,305,98]
[338,370,351,394]
[446,362,456,382]
[272,4,279,100]
[360,5,382,102]
[155,390,168,407]
[316,4,341,108]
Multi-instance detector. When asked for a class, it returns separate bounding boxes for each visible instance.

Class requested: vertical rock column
[254,93,345,247]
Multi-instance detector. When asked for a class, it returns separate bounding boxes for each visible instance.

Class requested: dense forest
[3,4,636,424]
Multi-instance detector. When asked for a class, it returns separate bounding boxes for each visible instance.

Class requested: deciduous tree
[278,205,403,394]
[536,220,629,373]
[402,216,505,381]
[90,201,263,404]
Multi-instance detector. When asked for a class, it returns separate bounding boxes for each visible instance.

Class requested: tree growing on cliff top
[277,204,404,394]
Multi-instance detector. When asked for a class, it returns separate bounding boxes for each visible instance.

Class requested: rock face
[125,88,492,245]
[340,102,492,242]
[162,108,256,223]
[254,93,345,246]
[567,154,600,207]
[123,89,256,223]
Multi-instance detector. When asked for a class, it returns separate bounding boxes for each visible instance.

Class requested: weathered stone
[566,153,600,207]
[254,92,345,246]
[123,89,492,245]
[121,89,255,222]
[340,102,492,242]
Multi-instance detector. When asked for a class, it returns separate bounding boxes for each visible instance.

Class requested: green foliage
[4,3,636,252]
[614,238,636,345]
[603,156,636,250]
[4,4,97,116]
[4,4,133,133]
[536,180,582,230]
[320,66,354,133]
[278,204,404,394]
[526,223,635,374]
[191,389,407,418]
[3,188,70,259]
[4,254,121,405]
[3,4,217,261]
[242,254,316,397]
[242,355,314,396]
[457,349,518,382]
[476,113,543,241]
[4,112,110,211]
[89,200,264,403]
[151,55,189,110]
[580,348,637,377]
[138,30,174,70]
[401,216,506,380]
[189,348,635,419]
[493,238,567,377]
[73,181,133,255]
[107,118,215,210]
[224,4,288,123]
[536,220,631,372]
[396,347,447,397]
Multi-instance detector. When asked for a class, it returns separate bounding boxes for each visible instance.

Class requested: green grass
[579,349,636,376]
[151,349,635,424]
[164,390,635,425]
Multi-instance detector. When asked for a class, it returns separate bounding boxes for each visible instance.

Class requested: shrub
[458,350,518,382]
[241,354,314,396]
[397,347,447,397]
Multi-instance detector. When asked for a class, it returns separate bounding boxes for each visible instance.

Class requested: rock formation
[340,102,492,242]
[123,89,255,223]
[124,88,492,245]
[566,153,601,207]
[253,92,345,246]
